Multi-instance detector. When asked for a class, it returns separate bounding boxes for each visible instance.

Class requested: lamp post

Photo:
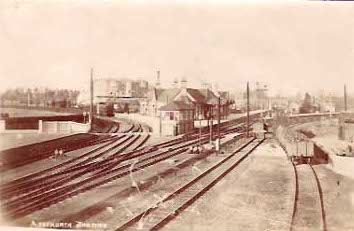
[159,110,162,137]
[198,114,203,149]
[209,112,213,144]
[246,82,250,137]
[90,68,94,125]
[83,111,87,124]
[216,97,221,154]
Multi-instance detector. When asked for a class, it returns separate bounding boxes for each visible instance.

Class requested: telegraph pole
[246,81,250,137]
[159,111,162,136]
[90,68,94,124]
[210,112,213,144]
[27,88,31,106]
[217,96,221,153]
[344,84,347,111]
[339,84,347,141]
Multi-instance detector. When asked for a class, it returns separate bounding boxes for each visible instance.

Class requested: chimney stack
[180,77,187,89]
[202,81,210,89]
[172,78,179,88]
[155,70,161,88]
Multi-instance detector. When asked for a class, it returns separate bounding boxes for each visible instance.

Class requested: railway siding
[164,137,295,231]
[116,138,264,231]
[291,165,324,231]
[6,113,266,227]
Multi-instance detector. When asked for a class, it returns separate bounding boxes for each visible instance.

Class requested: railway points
[1,112,261,225]
[1,111,347,231]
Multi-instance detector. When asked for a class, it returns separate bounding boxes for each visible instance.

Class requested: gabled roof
[185,88,207,103]
[149,87,230,106]
[160,101,194,111]
[199,88,218,101]
[155,88,181,104]
[218,91,229,99]
[207,97,228,105]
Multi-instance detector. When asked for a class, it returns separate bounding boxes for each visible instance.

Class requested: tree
[299,92,314,114]
[124,103,129,114]
[106,101,114,117]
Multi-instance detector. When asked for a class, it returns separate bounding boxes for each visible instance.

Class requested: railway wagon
[287,140,314,164]
[96,102,114,117]
[288,140,329,165]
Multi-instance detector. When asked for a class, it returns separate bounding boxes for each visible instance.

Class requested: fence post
[69,121,73,133]
[38,120,43,134]
[0,120,5,133]
[55,121,59,133]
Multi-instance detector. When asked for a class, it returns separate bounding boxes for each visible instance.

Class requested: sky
[0,0,354,97]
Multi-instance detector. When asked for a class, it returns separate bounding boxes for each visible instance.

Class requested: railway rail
[1,134,149,203]
[1,112,265,221]
[2,132,221,219]
[290,163,326,231]
[115,137,265,231]
[2,127,242,219]
[1,135,132,199]
[1,121,150,190]
[0,134,123,189]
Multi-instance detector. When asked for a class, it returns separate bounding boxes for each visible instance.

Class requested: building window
[169,112,174,120]
[175,112,179,121]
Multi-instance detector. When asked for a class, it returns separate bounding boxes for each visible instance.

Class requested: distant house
[321,102,336,113]
[141,84,232,120]
[288,102,300,115]
[93,78,149,115]
[159,101,194,136]
[94,78,149,99]
[140,88,180,117]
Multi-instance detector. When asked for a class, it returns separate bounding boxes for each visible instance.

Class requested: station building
[140,80,233,121]
[159,101,195,136]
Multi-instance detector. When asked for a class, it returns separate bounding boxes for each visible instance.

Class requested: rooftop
[159,101,194,111]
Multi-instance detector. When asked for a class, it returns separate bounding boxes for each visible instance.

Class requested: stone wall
[0,120,89,134]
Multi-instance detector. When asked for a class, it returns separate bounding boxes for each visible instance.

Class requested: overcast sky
[0,0,353,97]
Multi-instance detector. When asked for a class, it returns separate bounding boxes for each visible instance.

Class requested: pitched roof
[218,91,229,99]
[199,88,218,102]
[186,88,207,103]
[155,88,181,104]
[206,97,228,105]
[159,101,194,111]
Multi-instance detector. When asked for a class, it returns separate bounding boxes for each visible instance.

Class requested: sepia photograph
[0,0,354,230]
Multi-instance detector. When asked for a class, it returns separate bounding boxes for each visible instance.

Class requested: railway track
[290,164,326,231]
[2,127,189,199]
[115,137,265,231]
[2,129,232,219]
[2,133,217,219]
[0,135,132,199]
[0,133,118,171]
[1,113,264,221]
[1,134,148,204]
[0,134,123,188]
[107,122,120,133]
[1,121,148,192]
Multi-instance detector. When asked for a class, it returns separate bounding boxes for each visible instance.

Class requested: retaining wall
[0,105,83,114]
[0,120,4,132]
[4,114,84,130]
[0,133,97,170]
[40,121,90,133]
[0,120,90,134]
